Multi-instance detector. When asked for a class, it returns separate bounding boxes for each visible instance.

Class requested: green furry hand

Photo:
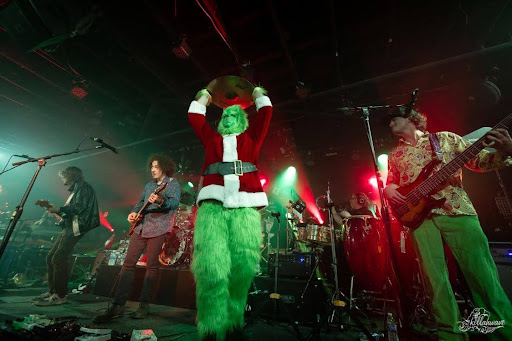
[252,86,267,99]
[195,89,212,106]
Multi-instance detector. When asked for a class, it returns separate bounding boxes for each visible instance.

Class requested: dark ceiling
[1,0,512,233]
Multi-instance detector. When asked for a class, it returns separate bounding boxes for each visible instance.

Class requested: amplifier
[489,242,512,265]
[268,252,316,279]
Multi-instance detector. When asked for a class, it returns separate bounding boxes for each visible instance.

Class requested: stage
[0,286,380,341]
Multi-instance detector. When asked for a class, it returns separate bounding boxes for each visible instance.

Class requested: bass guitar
[128,181,168,235]
[390,113,512,229]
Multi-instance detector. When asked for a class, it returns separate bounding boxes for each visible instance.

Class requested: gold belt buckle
[234,160,243,176]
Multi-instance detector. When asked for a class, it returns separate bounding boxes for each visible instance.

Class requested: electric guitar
[35,200,63,222]
[390,113,512,229]
[128,181,168,236]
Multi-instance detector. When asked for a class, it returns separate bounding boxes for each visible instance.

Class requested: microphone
[406,88,419,116]
[336,107,360,116]
[271,211,281,218]
[13,154,33,159]
[90,137,119,154]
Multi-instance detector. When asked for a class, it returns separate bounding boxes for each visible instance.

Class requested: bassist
[93,154,181,323]
[383,107,512,340]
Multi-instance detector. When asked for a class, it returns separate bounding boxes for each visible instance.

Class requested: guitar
[390,113,512,229]
[128,181,168,235]
[35,200,63,222]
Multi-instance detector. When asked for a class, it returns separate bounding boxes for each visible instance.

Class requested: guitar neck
[411,113,512,198]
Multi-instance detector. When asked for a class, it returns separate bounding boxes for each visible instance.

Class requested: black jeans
[113,232,166,305]
[46,230,82,297]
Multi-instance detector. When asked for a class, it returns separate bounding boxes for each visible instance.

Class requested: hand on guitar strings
[46,204,60,214]
[484,128,512,156]
[384,186,406,205]
[127,212,138,223]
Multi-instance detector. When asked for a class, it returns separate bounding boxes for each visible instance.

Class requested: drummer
[331,192,380,225]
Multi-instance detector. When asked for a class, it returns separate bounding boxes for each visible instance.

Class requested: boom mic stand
[0,146,108,262]
[338,95,417,339]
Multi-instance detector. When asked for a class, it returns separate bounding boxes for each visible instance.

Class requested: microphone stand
[356,105,411,338]
[0,146,102,262]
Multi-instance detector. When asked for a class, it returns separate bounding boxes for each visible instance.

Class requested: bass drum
[343,215,387,293]
[159,206,195,268]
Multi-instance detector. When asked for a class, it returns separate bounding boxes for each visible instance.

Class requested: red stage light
[369,176,378,188]
[70,86,88,99]
[260,178,267,187]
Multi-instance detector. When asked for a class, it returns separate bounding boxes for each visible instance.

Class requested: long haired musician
[383,107,512,340]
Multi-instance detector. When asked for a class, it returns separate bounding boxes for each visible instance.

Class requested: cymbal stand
[247,211,304,340]
[307,183,376,341]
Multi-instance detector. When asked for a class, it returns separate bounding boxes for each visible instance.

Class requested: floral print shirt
[387,131,511,216]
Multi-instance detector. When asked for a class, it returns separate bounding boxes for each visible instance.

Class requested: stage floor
[0,286,378,340]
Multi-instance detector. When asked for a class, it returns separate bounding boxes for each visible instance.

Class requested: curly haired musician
[188,87,271,340]
[33,166,100,306]
[331,192,380,225]
[93,154,181,323]
[383,107,512,340]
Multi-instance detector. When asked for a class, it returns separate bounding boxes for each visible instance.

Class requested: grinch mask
[217,105,249,136]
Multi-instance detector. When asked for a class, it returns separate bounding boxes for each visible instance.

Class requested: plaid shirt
[131,177,181,238]
[387,131,511,216]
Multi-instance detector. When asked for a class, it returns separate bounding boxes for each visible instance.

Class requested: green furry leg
[192,201,231,340]
[226,207,262,330]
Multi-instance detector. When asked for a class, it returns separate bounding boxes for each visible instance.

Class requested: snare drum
[307,224,331,245]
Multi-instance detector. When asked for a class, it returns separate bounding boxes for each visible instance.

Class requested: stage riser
[93,264,196,310]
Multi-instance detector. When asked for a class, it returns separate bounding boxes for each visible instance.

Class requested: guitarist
[383,107,512,340]
[93,154,180,323]
[33,166,100,306]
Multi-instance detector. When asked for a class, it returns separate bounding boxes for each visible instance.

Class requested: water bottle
[108,252,116,266]
[386,312,399,341]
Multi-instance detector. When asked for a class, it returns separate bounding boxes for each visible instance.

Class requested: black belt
[203,161,258,176]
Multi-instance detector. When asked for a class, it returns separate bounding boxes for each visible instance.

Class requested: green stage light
[187,181,194,188]
[377,154,388,167]
[284,166,297,183]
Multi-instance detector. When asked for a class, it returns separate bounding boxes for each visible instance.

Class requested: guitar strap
[429,132,443,161]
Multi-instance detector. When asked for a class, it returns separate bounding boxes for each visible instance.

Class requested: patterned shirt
[131,177,181,238]
[387,131,511,216]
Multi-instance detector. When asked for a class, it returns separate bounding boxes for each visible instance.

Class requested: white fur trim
[255,96,272,111]
[222,135,238,162]
[188,101,206,115]
[197,184,268,208]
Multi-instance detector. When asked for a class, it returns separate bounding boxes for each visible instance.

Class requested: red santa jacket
[188,96,272,208]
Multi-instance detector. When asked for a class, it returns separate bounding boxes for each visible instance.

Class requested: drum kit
[159,205,196,268]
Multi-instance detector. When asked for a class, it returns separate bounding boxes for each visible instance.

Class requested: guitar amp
[268,252,316,279]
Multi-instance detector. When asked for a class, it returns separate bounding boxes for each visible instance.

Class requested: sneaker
[34,294,67,306]
[30,292,52,303]
[92,304,125,323]
[132,302,149,319]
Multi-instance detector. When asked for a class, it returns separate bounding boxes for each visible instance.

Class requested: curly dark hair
[389,107,427,132]
[147,153,177,177]
[58,166,84,184]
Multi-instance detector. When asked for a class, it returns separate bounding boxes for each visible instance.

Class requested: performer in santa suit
[188,86,271,340]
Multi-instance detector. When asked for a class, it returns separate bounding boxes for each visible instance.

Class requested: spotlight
[284,166,297,183]
[187,181,194,188]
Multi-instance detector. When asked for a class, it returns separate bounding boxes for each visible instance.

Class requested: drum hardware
[306,182,376,341]
[246,210,304,340]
